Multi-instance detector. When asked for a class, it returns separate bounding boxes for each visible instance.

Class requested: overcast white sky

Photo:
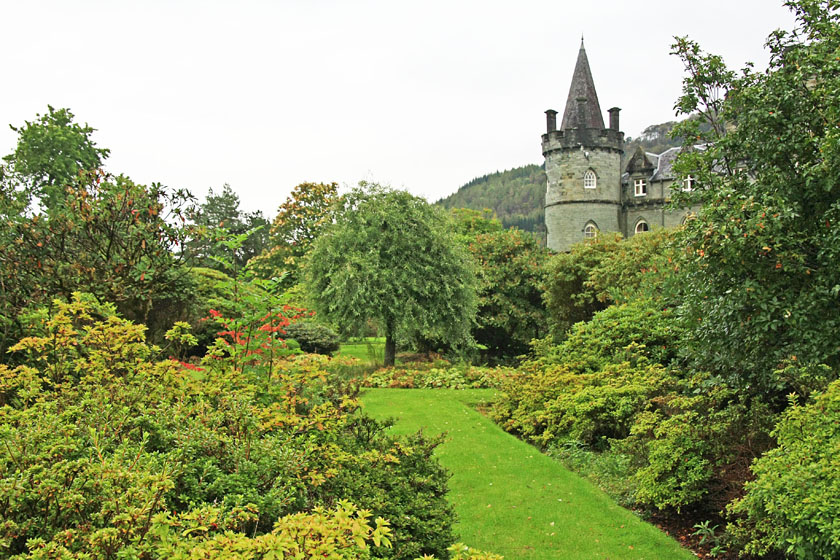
[1,1,796,214]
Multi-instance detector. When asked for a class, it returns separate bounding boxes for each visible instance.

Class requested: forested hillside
[436,164,546,234]
[435,121,688,235]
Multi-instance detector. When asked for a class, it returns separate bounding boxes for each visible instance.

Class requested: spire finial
[581,34,585,47]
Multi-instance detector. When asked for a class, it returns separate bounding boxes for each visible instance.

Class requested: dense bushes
[623,385,776,513]
[728,380,840,559]
[0,297,456,559]
[529,298,684,371]
[542,228,679,339]
[364,361,510,390]
[492,355,678,450]
[467,227,549,360]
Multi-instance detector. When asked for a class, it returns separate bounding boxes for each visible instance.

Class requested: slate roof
[621,146,682,185]
[650,147,680,181]
[560,39,606,130]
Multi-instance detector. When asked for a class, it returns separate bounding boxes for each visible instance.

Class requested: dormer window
[634,178,647,197]
[583,222,598,239]
[635,220,650,234]
[683,175,696,191]
[584,170,597,189]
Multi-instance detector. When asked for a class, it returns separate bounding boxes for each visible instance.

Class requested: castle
[542,40,693,252]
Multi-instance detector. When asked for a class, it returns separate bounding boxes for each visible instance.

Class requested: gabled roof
[621,146,685,185]
[626,146,655,174]
[560,39,605,130]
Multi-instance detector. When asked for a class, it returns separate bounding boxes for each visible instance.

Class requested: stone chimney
[545,109,557,133]
[608,107,621,131]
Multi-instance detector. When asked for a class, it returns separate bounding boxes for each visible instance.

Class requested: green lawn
[361,388,694,560]
[337,337,385,364]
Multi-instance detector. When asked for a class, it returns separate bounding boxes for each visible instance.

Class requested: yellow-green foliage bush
[364,361,511,390]
[614,373,776,513]
[543,228,679,338]
[727,380,840,559]
[0,295,455,559]
[529,298,683,372]
[492,298,684,450]
[492,356,678,449]
[143,501,391,560]
[417,542,504,559]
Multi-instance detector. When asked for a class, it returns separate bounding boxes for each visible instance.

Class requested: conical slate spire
[560,40,605,130]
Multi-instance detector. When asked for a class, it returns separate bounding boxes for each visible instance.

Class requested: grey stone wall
[546,201,621,249]
[544,128,623,252]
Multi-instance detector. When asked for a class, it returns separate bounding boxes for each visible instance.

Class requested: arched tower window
[583,222,599,239]
[635,220,650,234]
[584,169,597,189]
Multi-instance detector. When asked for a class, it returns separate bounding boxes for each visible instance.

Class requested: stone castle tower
[543,40,692,252]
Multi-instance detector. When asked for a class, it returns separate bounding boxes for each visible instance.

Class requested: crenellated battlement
[541,127,624,155]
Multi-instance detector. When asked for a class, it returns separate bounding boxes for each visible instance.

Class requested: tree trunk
[384,330,396,368]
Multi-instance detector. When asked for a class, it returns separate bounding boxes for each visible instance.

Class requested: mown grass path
[361,388,694,560]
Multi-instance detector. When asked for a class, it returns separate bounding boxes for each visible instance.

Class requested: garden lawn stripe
[361,388,694,560]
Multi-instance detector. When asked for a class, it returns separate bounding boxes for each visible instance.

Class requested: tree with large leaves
[306,184,478,366]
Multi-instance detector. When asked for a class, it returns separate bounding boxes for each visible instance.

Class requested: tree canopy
[250,181,338,287]
[306,184,478,366]
[3,106,110,209]
[671,0,840,395]
[187,184,269,272]
[0,108,195,352]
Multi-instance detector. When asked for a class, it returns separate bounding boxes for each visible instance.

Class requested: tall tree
[671,0,840,395]
[468,227,549,360]
[250,181,338,286]
[3,106,109,209]
[306,184,478,366]
[0,109,195,354]
[188,184,269,272]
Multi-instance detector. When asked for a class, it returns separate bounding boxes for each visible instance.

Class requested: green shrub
[620,380,776,513]
[728,379,840,559]
[543,234,618,338]
[364,361,510,390]
[542,228,680,339]
[284,320,341,355]
[0,297,456,559]
[529,298,683,372]
[492,357,679,449]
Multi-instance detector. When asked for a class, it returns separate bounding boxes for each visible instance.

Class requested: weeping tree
[306,183,478,366]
